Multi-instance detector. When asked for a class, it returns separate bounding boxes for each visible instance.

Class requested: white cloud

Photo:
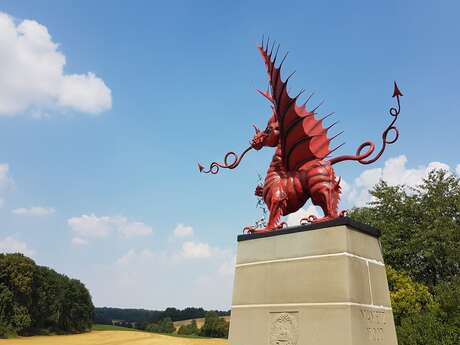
[173,224,194,238]
[456,164,460,177]
[12,206,55,216]
[117,219,152,237]
[0,163,14,207]
[343,155,455,207]
[286,204,320,226]
[180,241,212,259]
[116,249,155,266]
[68,214,152,243]
[0,236,34,256]
[57,73,111,114]
[68,214,112,239]
[71,237,88,246]
[0,12,111,116]
[0,164,13,189]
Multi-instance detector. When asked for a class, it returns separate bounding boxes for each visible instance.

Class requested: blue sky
[0,0,459,310]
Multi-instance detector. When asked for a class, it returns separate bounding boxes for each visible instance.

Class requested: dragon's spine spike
[315,129,344,154]
[279,86,299,123]
[295,89,306,100]
[327,142,346,157]
[269,40,276,57]
[265,36,270,52]
[313,130,345,159]
[257,89,273,103]
[272,44,280,64]
[278,52,289,71]
[277,70,295,104]
[280,89,305,121]
[319,112,334,122]
[307,114,329,134]
[303,92,315,108]
[270,48,281,83]
[311,100,325,114]
[326,121,339,131]
[285,71,296,83]
[329,131,345,142]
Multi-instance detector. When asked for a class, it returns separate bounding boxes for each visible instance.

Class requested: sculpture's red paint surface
[199,40,403,233]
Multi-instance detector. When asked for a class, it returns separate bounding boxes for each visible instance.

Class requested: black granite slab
[237,217,381,242]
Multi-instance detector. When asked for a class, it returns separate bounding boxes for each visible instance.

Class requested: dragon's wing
[259,41,339,171]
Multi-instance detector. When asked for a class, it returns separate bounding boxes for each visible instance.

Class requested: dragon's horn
[253,124,261,133]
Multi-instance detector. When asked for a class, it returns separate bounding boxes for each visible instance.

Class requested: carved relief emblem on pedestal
[269,312,299,345]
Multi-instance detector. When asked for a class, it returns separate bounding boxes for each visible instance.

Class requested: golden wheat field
[0,331,228,345]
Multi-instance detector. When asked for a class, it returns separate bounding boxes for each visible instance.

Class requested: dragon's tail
[329,82,403,166]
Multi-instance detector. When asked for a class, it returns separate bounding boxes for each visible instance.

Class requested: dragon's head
[251,111,279,150]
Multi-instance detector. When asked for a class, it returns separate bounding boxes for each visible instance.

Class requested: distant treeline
[94,306,230,326]
[0,253,94,338]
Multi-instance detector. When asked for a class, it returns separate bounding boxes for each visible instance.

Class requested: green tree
[31,266,64,333]
[158,317,175,333]
[350,170,460,344]
[350,170,460,288]
[0,283,15,337]
[0,253,94,338]
[59,278,94,332]
[433,276,460,330]
[145,318,175,334]
[386,266,433,325]
[146,322,160,332]
[397,312,458,345]
[178,319,199,335]
[200,312,229,338]
[0,254,35,336]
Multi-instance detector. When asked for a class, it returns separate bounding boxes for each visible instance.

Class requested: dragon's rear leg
[302,160,342,223]
[309,185,340,223]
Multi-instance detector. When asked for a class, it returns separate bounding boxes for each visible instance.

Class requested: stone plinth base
[228,217,398,345]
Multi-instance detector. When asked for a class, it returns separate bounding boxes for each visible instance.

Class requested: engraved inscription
[367,327,384,342]
[360,309,387,325]
[360,309,386,342]
[269,312,299,345]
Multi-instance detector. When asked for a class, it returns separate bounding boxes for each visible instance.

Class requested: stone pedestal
[228,217,398,345]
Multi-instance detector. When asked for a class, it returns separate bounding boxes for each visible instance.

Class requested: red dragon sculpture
[199,38,403,233]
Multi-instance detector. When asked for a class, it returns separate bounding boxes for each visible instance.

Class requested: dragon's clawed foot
[300,210,349,225]
[243,222,287,234]
[339,210,348,217]
[301,215,333,224]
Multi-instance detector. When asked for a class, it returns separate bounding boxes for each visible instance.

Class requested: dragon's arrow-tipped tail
[392,81,403,98]
[198,146,253,174]
[329,82,403,166]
